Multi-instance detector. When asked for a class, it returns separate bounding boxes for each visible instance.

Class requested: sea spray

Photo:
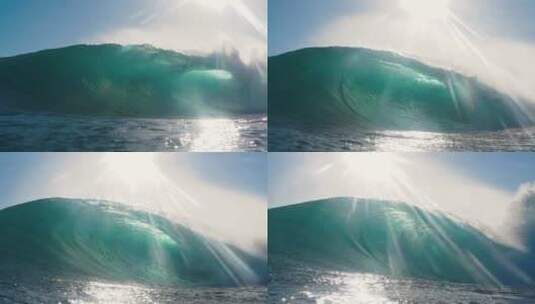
[509,183,535,252]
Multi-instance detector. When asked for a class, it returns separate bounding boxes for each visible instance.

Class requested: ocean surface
[269,125,535,152]
[0,113,266,152]
[268,260,535,304]
[0,277,266,304]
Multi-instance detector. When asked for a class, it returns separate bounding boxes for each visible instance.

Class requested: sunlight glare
[185,119,241,152]
[334,153,416,207]
[399,0,451,22]
[340,153,403,184]
[101,153,161,188]
[195,0,233,11]
[311,272,392,304]
[180,0,266,37]
[75,281,151,304]
[99,152,199,210]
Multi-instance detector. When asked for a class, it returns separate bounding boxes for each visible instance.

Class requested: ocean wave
[269,47,534,132]
[269,197,535,287]
[0,44,266,117]
[0,198,267,287]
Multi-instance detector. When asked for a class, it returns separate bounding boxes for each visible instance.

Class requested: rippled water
[0,113,266,152]
[269,125,535,152]
[0,277,266,304]
[269,258,535,304]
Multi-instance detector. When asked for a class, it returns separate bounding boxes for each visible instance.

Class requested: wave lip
[269,197,535,287]
[0,44,267,117]
[269,47,534,132]
[0,198,267,287]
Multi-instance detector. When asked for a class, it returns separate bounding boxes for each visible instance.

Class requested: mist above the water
[91,0,266,65]
[506,183,535,251]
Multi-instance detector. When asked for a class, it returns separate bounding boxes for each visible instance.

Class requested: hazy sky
[269,0,535,55]
[268,153,535,238]
[0,0,267,62]
[269,0,535,100]
[0,153,266,254]
[269,0,375,56]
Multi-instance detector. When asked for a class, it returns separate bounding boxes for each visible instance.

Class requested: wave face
[269,47,533,132]
[269,198,535,287]
[0,198,267,287]
[0,44,266,117]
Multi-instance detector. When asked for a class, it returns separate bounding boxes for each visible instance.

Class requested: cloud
[89,0,266,64]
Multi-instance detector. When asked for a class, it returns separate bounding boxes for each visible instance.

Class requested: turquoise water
[269,47,533,132]
[0,198,267,287]
[268,47,535,151]
[0,44,266,117]
[268,198,535,303]
[0,198,267,303]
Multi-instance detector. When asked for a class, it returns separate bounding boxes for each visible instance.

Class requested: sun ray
[449,12,485,41]
[447,19,491,69]
[175,0,266,37]
[399,0,451,23]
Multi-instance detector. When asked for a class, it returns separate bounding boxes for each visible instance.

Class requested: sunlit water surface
[269,126,535,152]
[0,277,266,304]
[269,259,535,304]
[0,113,266,152]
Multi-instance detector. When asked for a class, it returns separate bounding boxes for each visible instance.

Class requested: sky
[0,152,266,254]
[0,0,267,63]
[268,153,535,244]
[269,0,535,101]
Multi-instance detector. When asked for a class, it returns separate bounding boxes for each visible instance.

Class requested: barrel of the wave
[269,47,533,132]
[0,198,268,287]
[269,197,535,287]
